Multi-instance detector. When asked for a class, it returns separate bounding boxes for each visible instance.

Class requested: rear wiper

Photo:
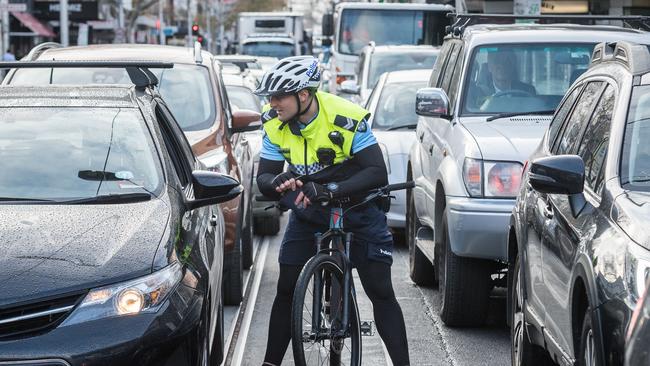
[486,110,555,122]
[385,123,418,131]
[63,192,153,204]
[0,197,57,202]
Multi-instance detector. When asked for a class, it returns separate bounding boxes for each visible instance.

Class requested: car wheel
[407,189,435,286]
[510,255,552,366]
[578,308,599,366]
[242,195,254,270]
[439,208,491,326]
[223,231,243,305]
[254,213,281,236]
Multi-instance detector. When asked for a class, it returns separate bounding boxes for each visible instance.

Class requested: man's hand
[272,171,303,193]
[295,182,331,208]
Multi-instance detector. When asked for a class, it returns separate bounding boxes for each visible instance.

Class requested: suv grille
[0,293,84,340]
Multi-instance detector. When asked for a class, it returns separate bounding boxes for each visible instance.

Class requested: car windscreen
[461,43,594,116]
[373,81,427,130]
[0,107,163,201]
[9,64,217,132]
[621,85,650,192]
[242,42,295,58]
[368,52,437,90]
[226,85,261,112]
[338,9,448,55]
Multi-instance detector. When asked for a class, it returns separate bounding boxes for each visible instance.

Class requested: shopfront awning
[11,12,56,37]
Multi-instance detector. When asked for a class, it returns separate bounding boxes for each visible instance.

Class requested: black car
[0,62,250,365]
[626,279,650,366]
[508,41,650,366]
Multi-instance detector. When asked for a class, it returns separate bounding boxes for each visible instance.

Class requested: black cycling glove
[302,182,332,203]
[271,171,297,190]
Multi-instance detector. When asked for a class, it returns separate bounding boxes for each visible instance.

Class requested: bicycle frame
[310,205,355,340]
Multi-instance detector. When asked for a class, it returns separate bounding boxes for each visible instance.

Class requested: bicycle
[287,181,414,366]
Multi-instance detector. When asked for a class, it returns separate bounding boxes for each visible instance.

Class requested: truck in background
[237,12,308,58]
[321,2,453,94]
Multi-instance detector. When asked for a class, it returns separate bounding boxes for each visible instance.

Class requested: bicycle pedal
[360,320,374,336]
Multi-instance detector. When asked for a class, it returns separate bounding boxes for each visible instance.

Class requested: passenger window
[430,42,452,87]
[155,106,193,186]
[548,84,583,148]
[440,43,460,93]
[357,52,366,87]
[554,81,604,155]
[447,47,465,111]
[577,84,614,196]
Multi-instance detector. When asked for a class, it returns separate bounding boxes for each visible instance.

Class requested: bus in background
[321,2,453,95]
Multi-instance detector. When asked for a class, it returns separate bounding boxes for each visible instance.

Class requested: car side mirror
[529,155,584,195]
[416,88,451,120]
[339,79,360,95]
[186,171,242,210]
[231,109,261,133]
[322,13,334,37]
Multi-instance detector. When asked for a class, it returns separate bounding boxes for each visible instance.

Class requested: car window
[9,64,218,132]
[226,85,261,112]
[577,84,614,196]
[356,51,367,87]
[430,41,452,87]
[554,81,604,155]
[155,106,192,187]
[447,46,465,111]
[548,84,584,149]
[621,85,650,192]
[0,107,163,200]
[373,81,428,130]
[461,43,593,115]
[436,43,457,88]
[367,51,437,90]
[440,44,461,93]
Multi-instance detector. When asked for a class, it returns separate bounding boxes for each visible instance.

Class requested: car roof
[214,54,258,62]
[0,85,141,108]
[369,45,440,54]
[457,24,650,48]
[336,3,453,11]
[37,44,213,66]
[384,69,432,84]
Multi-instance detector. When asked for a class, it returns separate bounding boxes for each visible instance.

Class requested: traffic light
[192,23,199,36]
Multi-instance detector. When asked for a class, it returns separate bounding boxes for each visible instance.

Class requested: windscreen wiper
[385,123,418,131]
[0,197,57,202]
[486,110,555,122]
[63,192,153,204]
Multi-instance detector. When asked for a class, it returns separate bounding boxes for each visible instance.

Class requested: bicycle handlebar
[255,181,415,204]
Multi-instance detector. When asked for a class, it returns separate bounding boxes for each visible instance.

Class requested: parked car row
[361,14,650,366]
[0,42,266,365]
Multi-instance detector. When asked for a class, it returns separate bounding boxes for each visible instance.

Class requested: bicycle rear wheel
[291,254,361,366]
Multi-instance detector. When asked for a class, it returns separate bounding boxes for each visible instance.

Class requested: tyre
[407,190,435,286]
[254,213,281,236]
[242,196,254,270]
[510,256,553,366]
[577,307,599,366]
[439,208,491,326]
[291,255,361,366]
[223,232,243,305]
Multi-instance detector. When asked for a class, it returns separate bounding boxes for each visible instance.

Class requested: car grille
[0,293,84,340]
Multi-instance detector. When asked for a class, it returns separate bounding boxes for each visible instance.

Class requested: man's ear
[298,89,310,103]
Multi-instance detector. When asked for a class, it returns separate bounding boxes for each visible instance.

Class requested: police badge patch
[356,120,368,133]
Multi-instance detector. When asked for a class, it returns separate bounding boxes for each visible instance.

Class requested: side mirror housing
[322,13,334,37]
[231,109,261,133]
[186,171,242,210]
[339,79,360,95]
[415,88,451,120]
[529,155,585,195]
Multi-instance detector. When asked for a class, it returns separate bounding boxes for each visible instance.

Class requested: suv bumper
[446,196,514,261]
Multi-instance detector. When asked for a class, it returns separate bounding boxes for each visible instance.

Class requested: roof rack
[0,61,173,90]
[23,42,62,61]
[590,41,650,75]
[445,13,650,36]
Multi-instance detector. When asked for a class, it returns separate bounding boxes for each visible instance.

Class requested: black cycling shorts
[278,203,393,266]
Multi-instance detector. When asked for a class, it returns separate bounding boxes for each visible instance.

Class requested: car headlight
[61,262,183,326]
[627,243,650,301]
[462,158,523,198]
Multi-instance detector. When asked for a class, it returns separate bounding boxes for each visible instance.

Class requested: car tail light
[335,66,349,85]
[463,158,482,197]
[485,162,523,197]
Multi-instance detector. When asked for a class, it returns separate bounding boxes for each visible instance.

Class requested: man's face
[269,90,310,122]
[487,52,513,84]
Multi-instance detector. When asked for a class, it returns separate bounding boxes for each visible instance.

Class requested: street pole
[218,0,224,54]
[206,0,211,52]
[159,0,165,45]
[118,0,124,43]
[1,0,8,56]
[187,0,192,47]
[60,0,69,46]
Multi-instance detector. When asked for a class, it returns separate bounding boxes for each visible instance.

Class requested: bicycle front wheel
[291,254,361,366]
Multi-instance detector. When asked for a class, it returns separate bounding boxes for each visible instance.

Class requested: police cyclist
[255,56,410,365]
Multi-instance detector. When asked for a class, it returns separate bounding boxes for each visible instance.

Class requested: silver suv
[407,18,650,326]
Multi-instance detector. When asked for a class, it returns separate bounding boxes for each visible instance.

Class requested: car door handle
[543,200,554,219]
[419,133,424,142]
[210,215,218,227]
[428,145,434,154]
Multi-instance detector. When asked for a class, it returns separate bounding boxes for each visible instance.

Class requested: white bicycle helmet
[254,56,321,97]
